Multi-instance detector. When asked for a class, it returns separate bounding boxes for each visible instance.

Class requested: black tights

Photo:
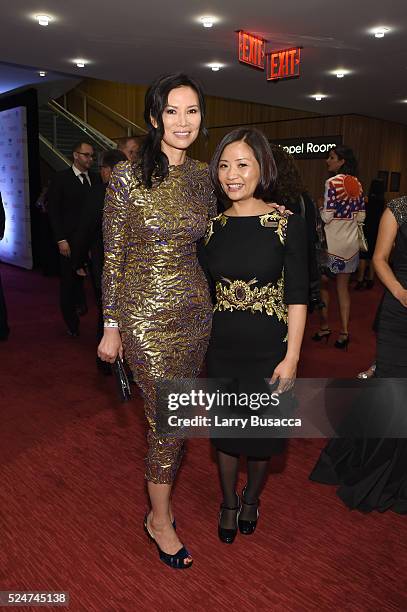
[217,449,270,528]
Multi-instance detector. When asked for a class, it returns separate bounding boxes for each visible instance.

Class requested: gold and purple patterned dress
[102,158,216,484]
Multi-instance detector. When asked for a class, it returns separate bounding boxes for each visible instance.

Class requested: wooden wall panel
[64,78,407,202]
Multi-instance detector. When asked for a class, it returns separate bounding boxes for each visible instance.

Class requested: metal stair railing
[63,90,147,137]
[48,100,117,150]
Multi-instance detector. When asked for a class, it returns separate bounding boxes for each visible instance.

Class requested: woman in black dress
[355,178,386,289]
[204,129,309,542]
[310,197,407,513]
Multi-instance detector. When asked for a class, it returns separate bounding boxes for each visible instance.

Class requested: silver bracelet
[104,321,119,328]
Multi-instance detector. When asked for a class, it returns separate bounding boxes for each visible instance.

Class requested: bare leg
[320,274,330,329]
[336,273,351,334]
[146,481,192,564]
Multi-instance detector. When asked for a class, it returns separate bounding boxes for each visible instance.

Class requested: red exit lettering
[266,47,301,81]
[238,30,266,69]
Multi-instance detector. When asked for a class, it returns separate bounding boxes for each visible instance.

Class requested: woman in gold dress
[98,74,216,569]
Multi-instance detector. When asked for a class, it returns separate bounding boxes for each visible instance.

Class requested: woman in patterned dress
[98,74,216,569]
[312,146,365,349]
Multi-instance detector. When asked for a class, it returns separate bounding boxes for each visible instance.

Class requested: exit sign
[237,30,302,83]
[266,47,301,81]
[238,31,265,70]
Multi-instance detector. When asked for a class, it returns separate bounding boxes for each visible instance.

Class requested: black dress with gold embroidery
[203,210,308,458]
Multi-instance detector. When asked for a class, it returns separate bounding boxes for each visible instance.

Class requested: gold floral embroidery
[259,211,289,244]
[204,213,228,245]
[215,276,287,323]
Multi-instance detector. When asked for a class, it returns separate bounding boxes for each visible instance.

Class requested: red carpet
[0,264,406,611]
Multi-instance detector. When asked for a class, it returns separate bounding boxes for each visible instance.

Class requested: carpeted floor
[0,264,406,612]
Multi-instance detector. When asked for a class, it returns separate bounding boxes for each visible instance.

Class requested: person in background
[116,136,142,162]
[0,191,10,341]
[310,196,407,513]
[47,141,100,337]
[98,73,216,570]
[270,144,321,311]
[355,178,386,290]
[35,184,60,277]
[71,148,127,373]
[312,145,365,349]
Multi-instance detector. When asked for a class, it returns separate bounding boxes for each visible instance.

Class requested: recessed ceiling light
[36,14,51,26]
[74,59,87,68]
[373,26,390,38]
[38,71,47,77]
[208,63,223,71]
[312,94,326,101]
[336,72,345,79]
[200,16,216,28]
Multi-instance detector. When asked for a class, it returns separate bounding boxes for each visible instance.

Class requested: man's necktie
[80,173,91,189]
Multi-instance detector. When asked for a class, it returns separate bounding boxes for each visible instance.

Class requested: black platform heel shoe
[218,495,241,544]
[238,486,260,535]
[143,515,193,569]
[311,328,331,343]
[334,332,350,350]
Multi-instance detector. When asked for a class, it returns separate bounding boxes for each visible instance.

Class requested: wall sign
[273,136,343,159]
[238,30,302,82]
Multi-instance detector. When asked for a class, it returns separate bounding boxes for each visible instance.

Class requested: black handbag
[112,357,132,402]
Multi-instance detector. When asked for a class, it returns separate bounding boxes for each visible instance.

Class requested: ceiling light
[208,63,222,71]
[38,71,47,77]
[336,72,344,79]
[312,94,326,101]
[74,59,86,68]
[200,16,216,28]
[373,27,390,38]
[36,14,51,26]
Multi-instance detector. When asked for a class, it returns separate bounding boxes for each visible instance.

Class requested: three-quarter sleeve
[284,214,309,305]
[102,161,132,326]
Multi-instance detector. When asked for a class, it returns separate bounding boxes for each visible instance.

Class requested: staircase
[38,101,117,170]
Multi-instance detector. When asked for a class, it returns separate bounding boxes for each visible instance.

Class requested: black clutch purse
[112,357,132,402]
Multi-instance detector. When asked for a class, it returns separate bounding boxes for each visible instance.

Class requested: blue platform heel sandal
[143,515,193,570]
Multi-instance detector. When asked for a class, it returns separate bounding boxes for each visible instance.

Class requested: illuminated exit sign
[237,30,302,82]
[238,31,265,69]
[267,47,301,81]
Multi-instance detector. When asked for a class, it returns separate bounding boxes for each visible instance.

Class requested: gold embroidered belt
[214,276,287,321]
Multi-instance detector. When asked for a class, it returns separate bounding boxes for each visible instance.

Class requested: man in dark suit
[47,141,100,336]
[0,191,10,341]
[71,148,127,372]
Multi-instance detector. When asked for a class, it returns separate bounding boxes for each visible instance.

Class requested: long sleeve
[0,192,5,239]
[47,174,66,242]
[283,214,309,305]
[320,178,336,225]
[71,187,103,270]
[102,162,132,326]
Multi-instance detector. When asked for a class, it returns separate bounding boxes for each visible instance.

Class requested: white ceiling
[1,0,406,124]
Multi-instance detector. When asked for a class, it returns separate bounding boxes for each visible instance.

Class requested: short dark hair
[102,149,127,168]
[209,128,277,205]
[72,141,94,154]
[331,145,358,176]
[116,136,143,149]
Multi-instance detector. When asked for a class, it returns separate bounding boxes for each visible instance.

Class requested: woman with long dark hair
[312,145,365,349]
[204,128,308,542]
[97,73,216,569]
